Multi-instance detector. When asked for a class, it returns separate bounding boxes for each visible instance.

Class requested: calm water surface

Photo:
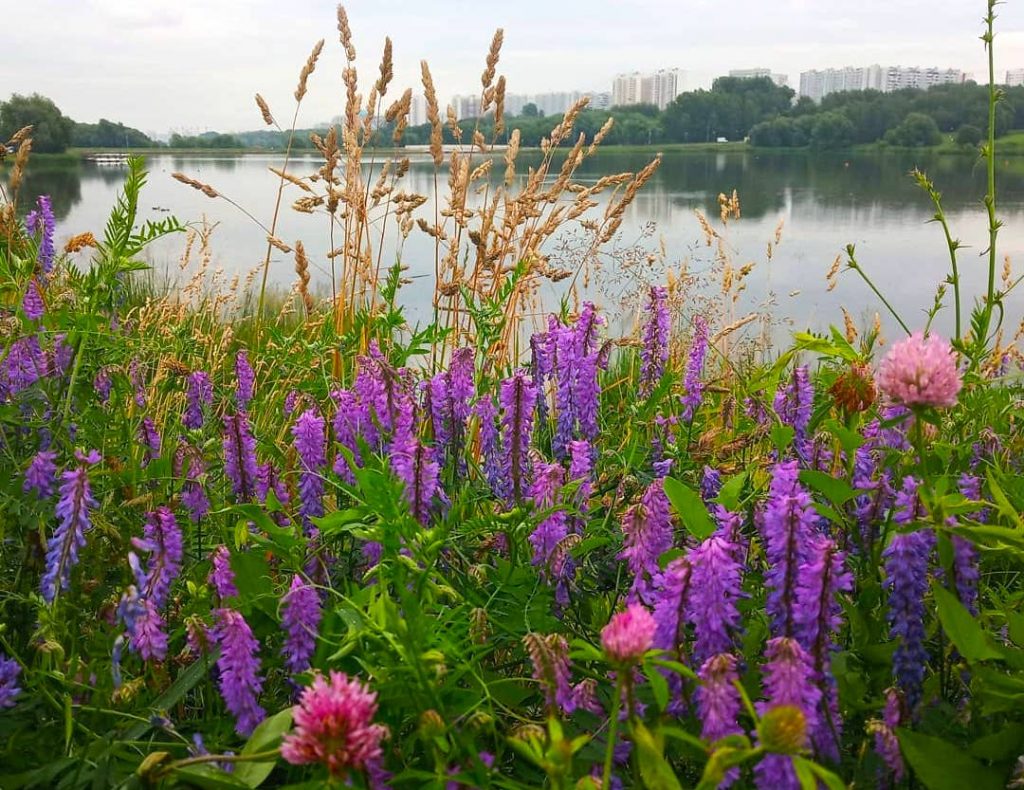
[16,149,1024,339]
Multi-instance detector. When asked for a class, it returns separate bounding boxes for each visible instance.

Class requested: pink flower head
[877,332,962,408]
[601,603,657,664]
[281,671,389,779]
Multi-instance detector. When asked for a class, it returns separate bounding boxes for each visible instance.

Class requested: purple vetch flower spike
[639,285,670,397]
[138,417,161,466]
[697,653,742,743]
[0,653,22,708]
[391,435,441,525]
[682,315,709,421]
[701,466,721,504]
[530,332,551,422]
[773,365,813,443]
[552,323,577,459]
[41,450,101,603]
[212,608,266,736]
[954,473,982,614]
[524,633,575,714]
[573,341,601,445]
[760,460,816,638]
[256,462,290,507]
[24,449,58,498]
[474,396,504,498]
[567,439,593,517]
[210,545,239,598]
[184,371,213,430]
[448,347,475,461]
[353,352,388,449]
[871,688,907,782]
[652,557,691,654]
[426,373,450,455]
[620,479,674,605]
[283,389,299,417]
[131,507,183,609]
[292,409,327,534]
[498,370,537,503]
[883,476,933,710]
[235,350,254,409]
[332,389,365,484]
[22,278,44,321]
[755,637,821,790]
[26,195,55,275]
[795,537,852,762]
[281,574,322,675]
[129,358,147,408]
[131,598,169,661]
[223,412,258,500]
[94,366,113,405]
[687,533,743,664]
[529,461,570,596]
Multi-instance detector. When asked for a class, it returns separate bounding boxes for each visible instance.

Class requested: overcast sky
[5,0,1024,135]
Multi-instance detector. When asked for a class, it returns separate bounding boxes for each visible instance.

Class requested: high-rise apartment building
[798,65,961,102]
[728,68,789,87]
[613,69,685,109]
[409,94,428,126]
[1007,69,1024,87]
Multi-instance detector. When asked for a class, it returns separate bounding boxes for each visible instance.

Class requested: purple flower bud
[138,417,161,466]
[292,409,327,533]
[0,653,22,708]
[499,370,536,503]
[687,534,743,664]
[474,396,503,497]
[130,507,183,609]
[131,598,169,661]
[332,389,366,484]
[129,359,147,408]
[283,389,299,417]
[24,449,58,498]
[529,461,570,595]
[235,350,254,409]
[212,608,266,736]
[697,653,742,743]
[620,479,673,605]
[281,574,322,675]
[773,366,813,443]
[26,195,55,274]
[41,450,101,603]
[953,473,982,614]
[223,412,258,500]
[210,546,239,598]
[639,286,670,397]
[391,435,441,525]
[22,278,44,321]
[700,465,721,504]
[524,633,575,714]
[184,371,213,430]
[94,366,113,405]
[682,315,709,421]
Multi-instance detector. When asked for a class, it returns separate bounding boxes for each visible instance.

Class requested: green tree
[955,123,983,147]
[810,111,855,149]
[0,93,74,153]
[521,102,539,118]
[885,112,942,147]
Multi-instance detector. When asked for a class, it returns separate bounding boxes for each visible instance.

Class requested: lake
[14,149,1024,342]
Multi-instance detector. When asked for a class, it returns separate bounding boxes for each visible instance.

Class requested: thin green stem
[844,245,911,336]
[602,672,624,790]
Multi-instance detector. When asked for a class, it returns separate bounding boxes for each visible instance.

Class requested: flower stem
[602,673,624,790]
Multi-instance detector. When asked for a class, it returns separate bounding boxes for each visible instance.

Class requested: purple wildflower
[41,450,100,603]
[620,479,674,605]
[129,359,146,408]
[131,598,169,661]
[529,461,568,565]
[235,350,254,409]
[524,633,575,714]
[687,534,743,664]
[0,653,22,708]
[210,546,239,598]
[755,637,821,790]
[697,653,742,743]
[953,474,982,614]
[499,370,536,503]
[761,460,816,638]
[425,374,450,455]
[130,507,183,609]
[883,477,933,710]
[652,557,691,655]
[138,417,161,466]
[284,389,299,417]
[474,396,503,497]
[212,608,266,736]
[552,323,577,459]
[223,412,258,500]
[293,409,327,533]
[639,286,670,397]
[22,278,44,321]
[774,366,813,442]
[332,389,365,484]
[24,449,58,498]
[871,688,906,782]
[701,466,722,505]
[26,195,55,274]
[568,439,593,517]
[94,367,113,404]
[182,454,210,522]
[391,435,441,525]
[448,348,475,455]
[184,371,213,430]
[682,315,709,421]
[256,462,290,509]
[282,574,323,675]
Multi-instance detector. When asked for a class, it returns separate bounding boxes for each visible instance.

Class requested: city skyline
[5,0,1024,134]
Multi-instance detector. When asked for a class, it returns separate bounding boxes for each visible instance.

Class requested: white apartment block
[409,94,428,127]
[1006,69,1024,87]
[612,69,685,110]
[728,68,789,87]
[799,65,963,102]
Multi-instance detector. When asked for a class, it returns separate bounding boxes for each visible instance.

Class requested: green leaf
[969,725,1024,761]
[770,424,795,455]
[644,662,670,711]
[174,766,251,789]
[799,470,857,507]
[897,729,1005,790]
[663,477,715,540]
[931,583,1003,662]
[791,756,818,790]
[632,721,683,790]
[716,472,748,511]
[824,418,865,455]
[232,708,292,787]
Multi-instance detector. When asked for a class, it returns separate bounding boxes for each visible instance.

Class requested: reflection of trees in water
[10,162,83,219]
